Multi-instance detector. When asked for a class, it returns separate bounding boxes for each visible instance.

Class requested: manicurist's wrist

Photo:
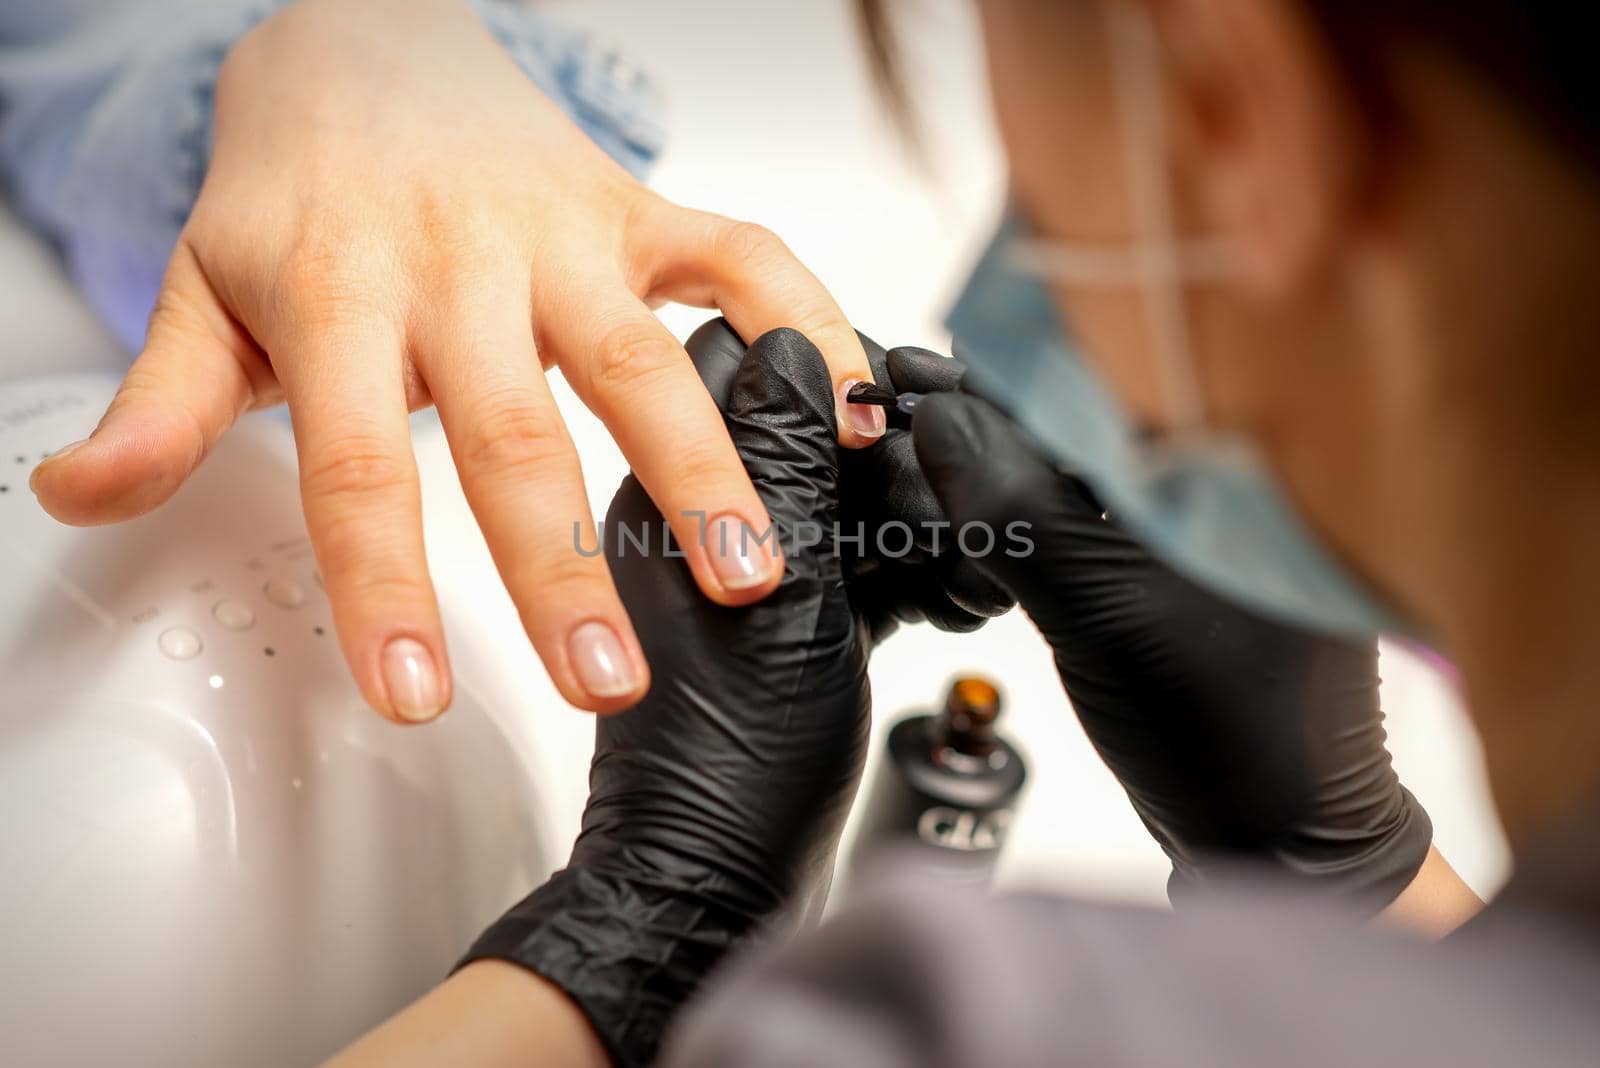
[322,959,609,1068]
[460,864,765,1068]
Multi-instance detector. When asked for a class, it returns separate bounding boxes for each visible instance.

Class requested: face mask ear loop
[1105,1,1210,438]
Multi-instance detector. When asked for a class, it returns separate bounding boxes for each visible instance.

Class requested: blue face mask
[946,211,1412,638]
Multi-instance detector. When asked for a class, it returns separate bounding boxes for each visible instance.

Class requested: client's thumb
[29,259,258,527]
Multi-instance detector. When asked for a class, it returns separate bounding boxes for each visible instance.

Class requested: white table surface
[0,0,1510,907]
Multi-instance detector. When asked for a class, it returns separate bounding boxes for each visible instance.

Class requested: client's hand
[908,376,1437,912]
[457,328,872,1067]
[31,0,883,723]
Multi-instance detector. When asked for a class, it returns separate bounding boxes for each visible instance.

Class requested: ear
[1145,0,1372,297]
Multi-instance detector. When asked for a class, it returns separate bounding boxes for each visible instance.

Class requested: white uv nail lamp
[0,374,548,1066]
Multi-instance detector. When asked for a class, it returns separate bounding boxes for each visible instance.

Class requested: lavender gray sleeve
[664,876,1600,1068]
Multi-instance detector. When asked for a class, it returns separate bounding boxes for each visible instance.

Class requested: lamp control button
[159,627,202,660]
[213,599,256,630]
[264,578,307,609]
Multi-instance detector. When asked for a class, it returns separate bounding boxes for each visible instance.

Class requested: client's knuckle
[589,320,677,394]
[714,220,788,269]
[462,396,570,480]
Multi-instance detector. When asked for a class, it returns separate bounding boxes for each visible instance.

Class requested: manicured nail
[706,513,777,591]
[838,379,887,440]
[381,637,443,723]
[28,438,91,493]
[568,620,641,700]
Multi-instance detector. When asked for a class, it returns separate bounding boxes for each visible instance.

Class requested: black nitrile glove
[683,317,1013,646]
[905,370,1432,911]
[461,328,871,1068]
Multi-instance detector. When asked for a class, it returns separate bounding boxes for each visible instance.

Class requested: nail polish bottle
[848,677,1028,887]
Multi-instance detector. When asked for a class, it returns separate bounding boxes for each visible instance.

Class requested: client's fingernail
[838,379,887,440]
[381,637,444,723]
[28,438,91,492]
[706,513,777,591]
[568,621,641,700]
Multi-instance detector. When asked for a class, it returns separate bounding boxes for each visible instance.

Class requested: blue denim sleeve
[0,0,665,354]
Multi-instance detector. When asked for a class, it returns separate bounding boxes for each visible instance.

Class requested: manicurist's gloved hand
[684,318,1015,645]
[908,372,1433,911]
[458,328,871,1068]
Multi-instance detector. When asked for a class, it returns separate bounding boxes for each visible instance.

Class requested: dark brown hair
[857,0,1600,169]
[857,0,917,153]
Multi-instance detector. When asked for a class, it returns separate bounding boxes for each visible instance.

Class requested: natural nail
[381,637,444,723]
[706,512,777,592]
[568,620,642,700]
[838,379,887,440]
[28,437,91,493]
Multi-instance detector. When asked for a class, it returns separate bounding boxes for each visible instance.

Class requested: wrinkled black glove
[684,317,1014,645]
[461,328,871,1068]
[907,372,1432,910]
